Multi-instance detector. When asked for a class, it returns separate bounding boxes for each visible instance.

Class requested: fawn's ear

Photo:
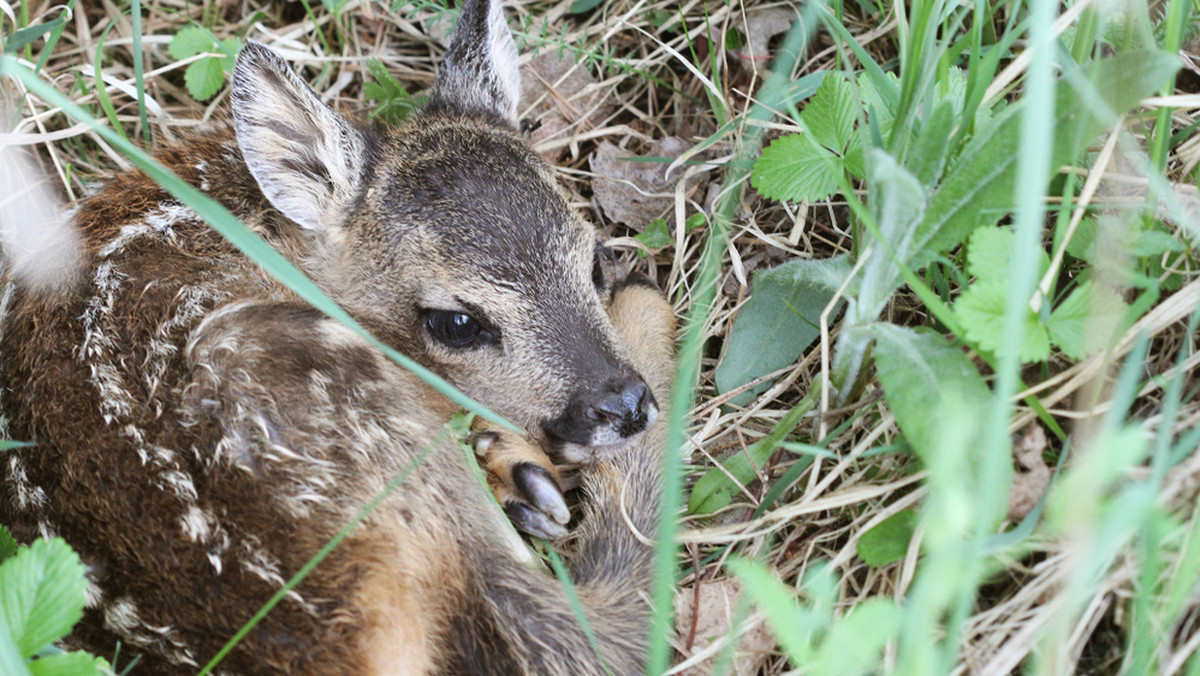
[426,0,521,126]
[231,42,368,230]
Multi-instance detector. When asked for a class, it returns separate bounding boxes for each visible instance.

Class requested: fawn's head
[229,0,658,462]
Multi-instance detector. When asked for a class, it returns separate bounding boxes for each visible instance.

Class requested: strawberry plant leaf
[1046,282,1127,360]
[27,651,110,676]
[184,57,226,101]
[634,218,672,250]
[955,281,1051,362]
[751,133,842,203]
[0,538,87,658]
[805,73,855,154]
[169,26,213,60]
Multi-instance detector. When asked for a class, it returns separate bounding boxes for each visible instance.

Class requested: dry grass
[3,0,1200,674]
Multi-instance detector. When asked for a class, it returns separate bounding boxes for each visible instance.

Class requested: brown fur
[0,2,676,674]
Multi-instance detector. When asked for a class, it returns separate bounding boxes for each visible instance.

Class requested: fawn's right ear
[426,0,521,127]
[231,42,368,231]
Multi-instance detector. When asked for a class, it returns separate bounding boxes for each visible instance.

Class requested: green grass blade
[129,0,149,145]
[644,9,820,672]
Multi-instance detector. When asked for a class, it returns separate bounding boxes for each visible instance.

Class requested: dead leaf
[520,51,613,158]
[674,578,774,675]
[1007,423,1052,521]
[731,9,797,76]
[590,137,696,231]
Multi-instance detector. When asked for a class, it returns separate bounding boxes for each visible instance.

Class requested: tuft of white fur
[0,143,81,292]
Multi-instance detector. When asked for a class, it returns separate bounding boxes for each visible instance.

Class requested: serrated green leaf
[858,71,899,142]
[856,509,918,567]
[843,135,866,179]
[218,37,241,58]
[955,281,1050,362]
[27,651,111,676]
[751,133,842,203]
[967,226,1015,281]
[1131,227,1187,257]
[1046,282,1127,360]
[966,226,1047,284]
[0,527,16,563]
[169,26,214,60]
[1065,218,1099,262]
[804,73,855,154]
[184,57,225,101]
[0,538,87,659]
[716,255,850,404]
[873,325,991,455]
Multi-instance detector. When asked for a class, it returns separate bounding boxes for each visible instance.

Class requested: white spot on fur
[103,597,199,666]
[95,202,192,259]
[157,470,197,502]
[180,505,213,543]
[84,578,104,609]
[104,597,142,633]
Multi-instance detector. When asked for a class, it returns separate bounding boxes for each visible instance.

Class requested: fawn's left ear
[426,0,521,127]
[231,41,369,231]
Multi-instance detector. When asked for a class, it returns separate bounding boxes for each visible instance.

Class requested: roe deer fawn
[0,0,676,672]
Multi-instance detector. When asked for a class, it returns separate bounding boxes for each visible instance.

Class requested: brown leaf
[674,578,774,675]
[589,137,696,231]
[731,9,797,76]
[1007,423,1052,521]
[520,51,613,158]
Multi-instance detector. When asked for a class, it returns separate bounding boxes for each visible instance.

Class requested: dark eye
[424,310,493,349]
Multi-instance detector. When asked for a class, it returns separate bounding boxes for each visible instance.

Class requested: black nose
[542,374,658,447]
[586,378,651,434]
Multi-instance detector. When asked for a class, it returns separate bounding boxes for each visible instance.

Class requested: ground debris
[674,577,774,675]
[1008,422,1051,521]
[590,137,699,231]
[520,50,613,158]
